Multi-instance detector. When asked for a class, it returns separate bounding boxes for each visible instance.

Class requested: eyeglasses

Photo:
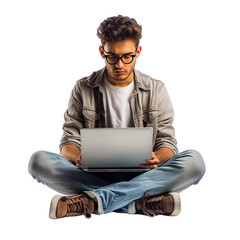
[102,47,137,65]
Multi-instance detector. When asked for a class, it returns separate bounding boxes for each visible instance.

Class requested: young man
[28,15,205,219]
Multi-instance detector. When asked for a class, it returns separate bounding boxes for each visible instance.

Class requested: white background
[1,0,239,239]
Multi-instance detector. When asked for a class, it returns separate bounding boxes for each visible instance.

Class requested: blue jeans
[28,150,205,214]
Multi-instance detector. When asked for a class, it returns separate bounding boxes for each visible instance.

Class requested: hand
[76,155,82,169]
[60,145,82,169]
[139,152,161,169]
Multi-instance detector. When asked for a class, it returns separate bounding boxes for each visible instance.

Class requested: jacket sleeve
[154,84,178,154]
[59,81,84,151]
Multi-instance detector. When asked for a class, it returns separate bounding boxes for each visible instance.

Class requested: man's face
[99,39,142,87]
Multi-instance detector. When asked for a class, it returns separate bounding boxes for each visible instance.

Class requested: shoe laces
[139,191,164,217]
[63,194,92,218]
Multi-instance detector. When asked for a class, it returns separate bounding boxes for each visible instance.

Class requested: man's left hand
[139,152,161,169]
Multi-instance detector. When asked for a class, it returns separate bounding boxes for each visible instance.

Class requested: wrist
[154,147,174,164]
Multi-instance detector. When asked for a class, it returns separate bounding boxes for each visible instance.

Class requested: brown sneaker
[135,191,181,217]
[49,194,94,219]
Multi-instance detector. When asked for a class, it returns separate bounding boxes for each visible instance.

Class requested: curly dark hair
[97,15,142,46]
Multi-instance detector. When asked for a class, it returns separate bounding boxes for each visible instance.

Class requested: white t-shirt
[102,78,135,128]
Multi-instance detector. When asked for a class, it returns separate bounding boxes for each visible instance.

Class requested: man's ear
[99,46,105,59]
[136,45,142,58]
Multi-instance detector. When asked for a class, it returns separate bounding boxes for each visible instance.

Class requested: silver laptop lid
[81,128,153,172]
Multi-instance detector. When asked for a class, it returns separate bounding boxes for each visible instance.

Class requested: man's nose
[116,58,125,68]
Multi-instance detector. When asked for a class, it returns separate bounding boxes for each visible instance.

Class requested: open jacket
[60,68,178,153]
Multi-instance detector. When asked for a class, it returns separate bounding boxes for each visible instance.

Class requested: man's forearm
[154,147,175,165]
[60,144,81,164]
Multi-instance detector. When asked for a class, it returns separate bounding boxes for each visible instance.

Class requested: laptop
[80,127,153,172]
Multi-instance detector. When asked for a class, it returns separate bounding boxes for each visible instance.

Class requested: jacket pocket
[142,110,158,126]
[83,108,100,128]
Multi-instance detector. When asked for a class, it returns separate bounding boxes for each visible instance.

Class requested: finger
[152,152,157,158]
[146,152,158,161]
[76,164,81,169]
[145,159,160,164]
[139,164,159,169]
[76,160,82,169]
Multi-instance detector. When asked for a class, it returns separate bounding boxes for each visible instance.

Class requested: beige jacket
[60,68,178,153]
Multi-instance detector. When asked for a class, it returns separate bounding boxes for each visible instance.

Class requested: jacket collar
[134,69,151,91]
[86,68,150,91]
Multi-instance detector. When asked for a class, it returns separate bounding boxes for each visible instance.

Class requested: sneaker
[135,191,181,217]
[49,194,94,219]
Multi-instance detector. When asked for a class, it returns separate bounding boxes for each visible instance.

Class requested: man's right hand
[60,144,82,169]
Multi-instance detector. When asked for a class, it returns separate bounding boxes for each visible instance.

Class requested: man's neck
[106,71,134,87]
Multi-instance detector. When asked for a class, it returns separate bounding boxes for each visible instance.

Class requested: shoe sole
[49,195,64,219]
[169,192,181,216]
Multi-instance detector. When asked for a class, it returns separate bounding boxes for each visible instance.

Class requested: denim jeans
[28,150,205,214]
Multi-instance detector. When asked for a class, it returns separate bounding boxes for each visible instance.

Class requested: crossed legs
[28,149,205,216]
